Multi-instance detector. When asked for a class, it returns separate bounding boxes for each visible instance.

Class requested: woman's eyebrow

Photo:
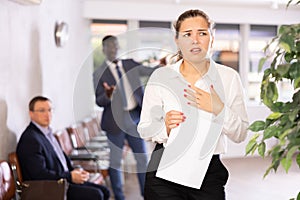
[181,29,192,33]
[181,28,209,33]
[197,28,209,31]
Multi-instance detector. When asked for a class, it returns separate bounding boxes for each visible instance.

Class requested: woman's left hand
[184,84,224,115]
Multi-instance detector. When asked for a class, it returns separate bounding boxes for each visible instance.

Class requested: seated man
[16,96,110,200]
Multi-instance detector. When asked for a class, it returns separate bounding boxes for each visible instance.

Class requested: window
[139,21,171,29]
[212,24,240,71]
[248,25,278,101]
[131,21,175,66]
[91,20,128,69]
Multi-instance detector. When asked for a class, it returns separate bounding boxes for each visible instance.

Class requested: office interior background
[0,0,300,199]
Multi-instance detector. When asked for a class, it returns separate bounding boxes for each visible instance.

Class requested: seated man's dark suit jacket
[17,122,73,182]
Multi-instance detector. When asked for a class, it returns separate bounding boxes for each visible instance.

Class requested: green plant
[245,1,300,199]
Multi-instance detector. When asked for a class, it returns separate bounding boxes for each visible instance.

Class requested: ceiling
[83,0,299,24]
[86,0,295,9]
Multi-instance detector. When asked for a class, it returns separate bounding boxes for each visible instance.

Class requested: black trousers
[144,143,229,200]
[67,181,110,200]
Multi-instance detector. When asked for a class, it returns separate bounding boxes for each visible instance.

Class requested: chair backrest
[0,160,16,200]
[8,152,23,184]
[54,129,74,156]
[66,123,88,148]
[91,111,102,132]
[82,117,99,139]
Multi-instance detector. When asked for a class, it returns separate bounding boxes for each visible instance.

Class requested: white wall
[0,0,94,160]
[83,1,300,25]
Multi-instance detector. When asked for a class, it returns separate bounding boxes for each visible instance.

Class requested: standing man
[17,96,110,200]
[93,35,158,200]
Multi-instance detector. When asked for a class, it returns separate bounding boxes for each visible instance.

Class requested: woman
[137,9,249,200]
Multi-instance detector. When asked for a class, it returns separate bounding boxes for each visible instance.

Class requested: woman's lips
[190,48,202,53]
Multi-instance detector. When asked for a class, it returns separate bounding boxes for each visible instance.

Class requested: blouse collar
[170,59,218,81]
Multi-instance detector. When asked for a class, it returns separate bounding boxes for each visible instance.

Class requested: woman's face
[175,16,213,64]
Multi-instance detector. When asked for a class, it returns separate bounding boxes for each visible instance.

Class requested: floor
[118,156,300,200]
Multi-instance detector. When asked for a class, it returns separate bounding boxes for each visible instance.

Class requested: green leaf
[251,143,258,155]
[246,136,259,155]
[267,112,282,120]
[263,126,278,139]
[245,141,256,155]
[286,146,298,161]
[279,42,291,53]
[281,157,292,173]
[279,25,288,35]
[265,118,275,128]
[263,163,277,178]
[296,40,300,51]
[292,90,300,103]
[284,52,295,63]
[266,82,278,103]
[289,109,298,122]
[277,64,291,77]
[289,139,300,147]
[248,121,265,132]
[262,68,271,81]
[258,57,267,72]
[296,192,300,200]
[279,128,292,140]
[258,142,266,157]
[296,154,300,168]
[294,77,300,89]
[280,34,295,53]
[289,62,300,80]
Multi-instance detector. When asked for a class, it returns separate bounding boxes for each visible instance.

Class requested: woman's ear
[210,36,214,48]
[210,29,215,48]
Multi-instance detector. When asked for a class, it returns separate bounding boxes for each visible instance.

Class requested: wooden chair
[66,124,110,180]
[82,117,108,145]
[91,111,102,133]
[0,160,16,200]
[8,152,23,184]
[66,123,106,152]
[54,129,100,174]
[54,129,98,161]
[8,152,23,199]
[55,129,105,184]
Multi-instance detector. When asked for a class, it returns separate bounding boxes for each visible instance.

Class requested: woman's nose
[191,34,199,44]
[192,38,198,44]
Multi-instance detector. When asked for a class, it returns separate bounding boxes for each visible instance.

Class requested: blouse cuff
[213,105,226,125]
[151,129,169,144]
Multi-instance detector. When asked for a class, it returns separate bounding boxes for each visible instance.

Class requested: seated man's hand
[71,168,90,184]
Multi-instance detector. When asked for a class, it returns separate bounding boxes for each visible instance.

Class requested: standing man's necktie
[115,64,128,108]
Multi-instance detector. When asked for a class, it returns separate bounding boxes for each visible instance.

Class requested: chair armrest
[68,154,98,161]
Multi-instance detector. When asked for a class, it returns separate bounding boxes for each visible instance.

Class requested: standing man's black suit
[93,35,159,200]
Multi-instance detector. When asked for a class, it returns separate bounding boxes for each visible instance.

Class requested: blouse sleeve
[137,73,169,144]
[222,71,249,143]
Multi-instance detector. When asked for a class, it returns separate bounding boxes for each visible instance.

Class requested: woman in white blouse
[137,9,249,200]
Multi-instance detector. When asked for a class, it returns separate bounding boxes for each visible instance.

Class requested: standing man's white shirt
[107,60,138,111]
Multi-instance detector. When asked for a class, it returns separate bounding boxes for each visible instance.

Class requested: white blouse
[138,59,249,154]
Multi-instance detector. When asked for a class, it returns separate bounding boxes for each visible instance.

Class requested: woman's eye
[183,33,191,37]
[199,31,208,36]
